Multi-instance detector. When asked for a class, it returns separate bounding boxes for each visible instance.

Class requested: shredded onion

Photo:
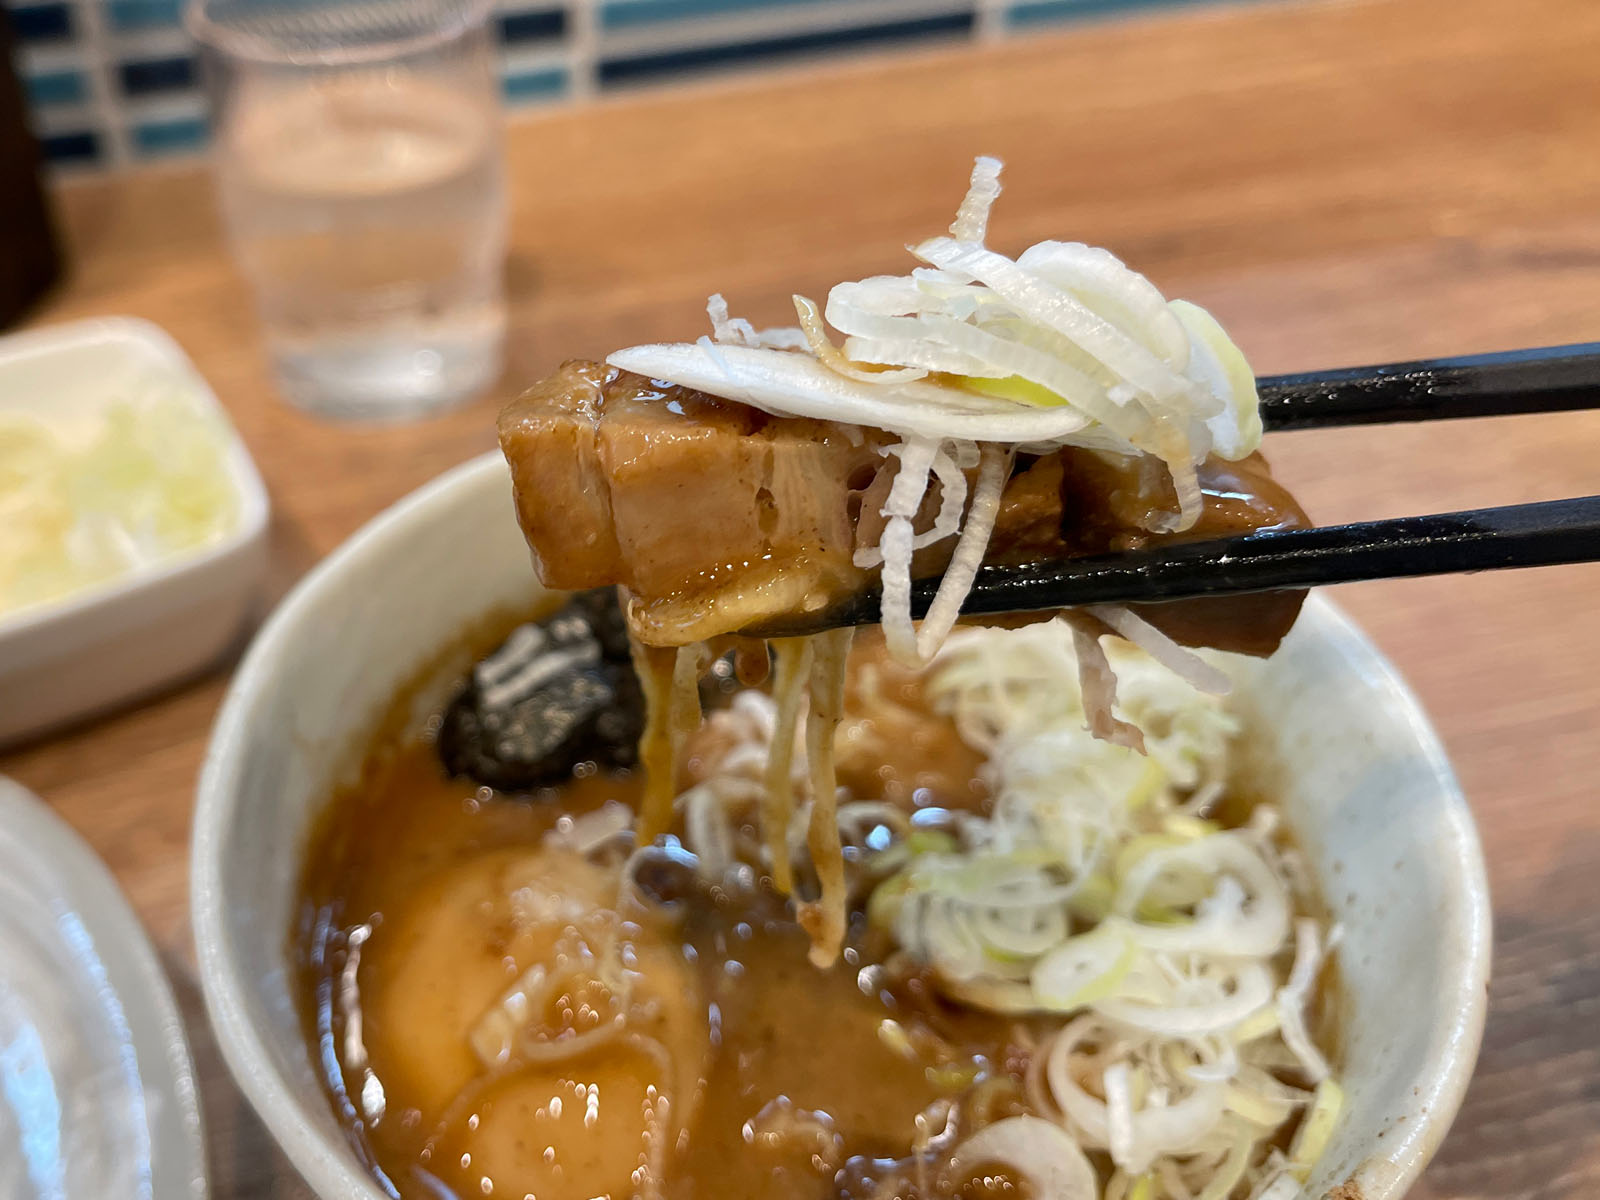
[949,155,1004,243]
[1113,833,1291,959]
[1094,958,1275,1037]
[1086,605,1232,696]
[706,292,807,350]
[1277,918,1333,1083]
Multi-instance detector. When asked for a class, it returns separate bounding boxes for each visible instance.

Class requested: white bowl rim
[191,450,1491,1200]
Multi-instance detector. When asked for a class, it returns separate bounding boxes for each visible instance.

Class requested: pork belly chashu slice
[498,360,1310,655]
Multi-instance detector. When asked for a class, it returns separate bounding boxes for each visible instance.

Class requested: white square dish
[0,317,270,747]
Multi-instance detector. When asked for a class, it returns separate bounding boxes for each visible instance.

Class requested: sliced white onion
[1070,617,1147,752]
[706,292,807,351]
[1095,959,1274,1037]
[1032,923,1137,1010]
[912,236,1195,409]
[1085,605,1232,696]
[1016,241,1190,368]
[793,294,928,384]
[971,901,1069,958]
[841,334,991,376]
[949,154,1004,244]
[682,785,733,881]
[952,1116,1097,1200]
[1248,1172,1303,1200]
[907,442,1008,665]
[605,342,1096,443]
[915,442,970,551]
[1169,299,1261,461]
[1104,1062,1137,1170]
[1288,1078,1344,1177]
[1276,917,1332,1083]
[938,973,1040,1013]
[873,437,937,663]
[1044,1016,1225,1169]
[1114,833,1291,959]
[1193,1122,1257,1200]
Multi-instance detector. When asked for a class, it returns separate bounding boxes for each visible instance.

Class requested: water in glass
[217,70,505,418]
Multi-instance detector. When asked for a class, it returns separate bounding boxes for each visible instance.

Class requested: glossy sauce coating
[499,366,1313,656]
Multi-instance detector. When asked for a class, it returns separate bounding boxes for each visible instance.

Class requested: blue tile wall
[25,67,85,104]
[10,2,72,40]
[7,0,1271,170]
[502,64,567,99]
[40,128,99,161]
[497,5,564,41]
[599,11,975,86]
[118,55,197,94]
[131,112,206,152]
[601,0,839,32]
[1006,0,1199,25]
[107,0,184,29]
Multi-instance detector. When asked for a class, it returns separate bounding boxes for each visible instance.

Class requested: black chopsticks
[762,341,1600,635]
[933,496,1600,619]
[775,496,1600,632]
[1258,341,1600,430]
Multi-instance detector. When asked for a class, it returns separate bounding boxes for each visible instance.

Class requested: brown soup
[294,629,1336,1200]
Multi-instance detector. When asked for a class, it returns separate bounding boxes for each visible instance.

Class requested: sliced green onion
[866,872,914,932]
[957,372,1073,409]
[1032,924,1137,1010]
[908,829,959,856]
[1288,1078,1344,1180]
[1194,1121,1257,1200]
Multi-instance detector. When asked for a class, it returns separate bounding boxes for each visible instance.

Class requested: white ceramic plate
[0,317,270,747]
[0,775,207,1200]
[192,452,1490,1200]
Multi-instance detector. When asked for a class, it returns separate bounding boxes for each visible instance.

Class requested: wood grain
[6,0,1600,1193]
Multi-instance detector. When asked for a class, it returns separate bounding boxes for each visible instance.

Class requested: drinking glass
[188,0,507,420]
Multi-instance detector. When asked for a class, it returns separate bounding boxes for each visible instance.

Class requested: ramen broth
[295,631,1336,1200]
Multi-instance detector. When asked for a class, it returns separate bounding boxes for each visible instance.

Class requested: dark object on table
[438,589,644,790]
[0,12,63,328]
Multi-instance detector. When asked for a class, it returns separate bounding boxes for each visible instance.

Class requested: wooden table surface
[6,0,1600,1193]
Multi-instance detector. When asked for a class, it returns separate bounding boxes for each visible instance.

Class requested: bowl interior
[193,452,1489,1200]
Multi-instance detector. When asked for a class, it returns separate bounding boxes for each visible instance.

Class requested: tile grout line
[975,0,1008,39]
[69,0,132,165]
[568,0,599,98]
